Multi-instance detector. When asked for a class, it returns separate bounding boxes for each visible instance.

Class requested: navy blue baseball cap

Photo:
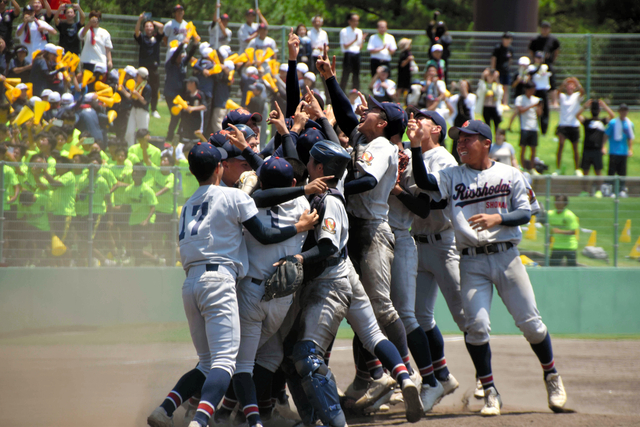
[259,156,294,189]
[188,142,227,181]
[368,97,406,138]
[222,108,262,129]
[209,130,242,159]
[448,120,493,141]
[410,107,447,143]
[296,125,327,164]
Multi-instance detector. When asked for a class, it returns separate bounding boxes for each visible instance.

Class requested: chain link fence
[1,160,639,268]
[100,15,640,106]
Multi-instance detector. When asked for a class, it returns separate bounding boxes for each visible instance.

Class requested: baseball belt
[413,233,442,244]
[461,242,514,256]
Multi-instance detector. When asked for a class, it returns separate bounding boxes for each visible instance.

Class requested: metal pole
[0,162,5,264]
[214,0,220,50]
[281,26,286,63]
[544,176,551,267]
[87,165,95,267]
[613,176,620,267]
[586,34,592,96]
[172,167,179,267]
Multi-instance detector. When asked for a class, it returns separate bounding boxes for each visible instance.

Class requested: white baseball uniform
[430,161,548,345]
[409,146,465,332]
[179,184,258,376]
[235,196,310,375]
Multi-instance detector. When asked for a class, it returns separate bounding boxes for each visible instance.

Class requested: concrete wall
[0,268,638,335]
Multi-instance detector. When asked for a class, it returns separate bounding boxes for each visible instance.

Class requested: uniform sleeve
[315,196,342,249]
[515,95,523,107]
[356,141,393,182]
[433,167,453,200]
[234,190,259,223]
[510,171,532,212]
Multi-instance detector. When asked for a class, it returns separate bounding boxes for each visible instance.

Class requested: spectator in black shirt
[0,0,21,53]
[491,31,513,104]
[426,11,451,81]
[576,99,615,195]
[54,3,84,55]
[134,12,164,119]
[7,45,31,80]
[529,21,560,107]
[180,76,206,142]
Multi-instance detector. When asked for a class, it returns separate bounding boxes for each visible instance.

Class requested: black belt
[251,278,263,285]
[205,264,219,271]
[462,242,513,256]
[413,234,442,244]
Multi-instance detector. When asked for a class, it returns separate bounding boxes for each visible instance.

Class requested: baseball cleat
[545,373,567,412]
[362,388,394,414]
[473,379,484,399]
[480,386,502,416]
[401,378,424,422]
[410,369,422,389]
[354,373,395,410]
[439,373,459,397]
[187,422,203,427]
[147,406,173,427]
[344,380,369,402]
[420,381,445,413]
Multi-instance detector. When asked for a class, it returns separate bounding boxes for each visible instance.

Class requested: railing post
[586,33,592,96]
[544,176,551,267]
[281,26,286,63]
[88,165,94,267]
[172,167,179,267]
[613,176,620,267]
[0,161,5,264]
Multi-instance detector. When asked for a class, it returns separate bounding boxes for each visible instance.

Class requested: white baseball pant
[460,245,548,346]
[389,228,420,334]
[125,108,150,146]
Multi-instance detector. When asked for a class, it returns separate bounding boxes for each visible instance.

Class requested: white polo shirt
[309,27,328,57]
[367,32,397,62]
[340,26,363,54]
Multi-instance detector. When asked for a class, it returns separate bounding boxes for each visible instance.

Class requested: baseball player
[315,52,417,399]
[147,142,318,427]
[410,119,567,416]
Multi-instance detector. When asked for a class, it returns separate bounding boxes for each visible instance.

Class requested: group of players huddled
[145,31,569,427]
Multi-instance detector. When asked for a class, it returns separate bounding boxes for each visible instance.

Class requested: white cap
[61,93,74,104]
[527,64,537,73]
[124,65,137,77]
[109,69,119,81]
[431,44,443,52]
[16,83,28,90]
[246,66,258,75]
[48,91,61,103]
[44,43,58,54]
[198,42,211,57]
[85,93,97,102]
[202,47,214,58]
[94,63,107,74]
[219,45,231,60]
[223,60,235,71]
[41,89,52,98]
[303,72,316,83]
[137,67,149,79]
[29,96,41,106]
[518,56,531,66]
[296,63,309,74]
[279,63,288,72]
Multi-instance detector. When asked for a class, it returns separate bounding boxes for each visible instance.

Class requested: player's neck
[465,158,493,171]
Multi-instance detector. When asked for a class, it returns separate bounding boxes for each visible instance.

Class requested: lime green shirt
[178,159,199,203]
[150,168,175,214]
[3,165,19,210]
[50,170,77,216]
[128,143,162,166]
[548,209,579,251]
[76,174,110,216]
[124,182,157,225]
[25,193,50,231]
[109,163,133,206]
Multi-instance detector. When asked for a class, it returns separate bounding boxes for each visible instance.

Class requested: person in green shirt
[150,153,176,262]
[177,142,199,203]
[18,191,51,266]
[0,145,21,265]
[124,163,158,265]
[548,195,579,267]
[107,146,135,259]
[128,129,162,167]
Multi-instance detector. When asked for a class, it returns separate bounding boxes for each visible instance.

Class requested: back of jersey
[179,185,258,277]
[245,196,310,280]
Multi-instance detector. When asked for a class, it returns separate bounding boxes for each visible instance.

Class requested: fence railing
[1,161,638,268]
[99,14,640,106]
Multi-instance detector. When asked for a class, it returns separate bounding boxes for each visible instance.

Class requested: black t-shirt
[397,50,412,89]
[135,32,163,69]
[0,9,18,45]
[180,90,206,136]
[528,35,560,64]
[492,43,513,75]
[132,83,152,111]
[582,117,608,151]
[56,21,83,55]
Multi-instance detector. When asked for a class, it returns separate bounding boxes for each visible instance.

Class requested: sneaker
[620,190,628,198]
[575,169,584,177]
[147,406,173,427]
[473,379,484,399]
[354,373,395,410]
[594,190,603,198]
[440,374,459,396]
[188,422,203,427]
[480,386,502,416]
[410,368,422,389]
[420,380,445,413]
[153,110,162,119]
[545,373,567,412]
[362,388,394,414]
[401,378,424,423]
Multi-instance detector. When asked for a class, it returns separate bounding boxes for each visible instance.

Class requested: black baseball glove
[262,256,304,302]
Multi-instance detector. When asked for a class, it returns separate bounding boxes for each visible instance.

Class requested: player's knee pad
[369,297,400,328]
[293,341,346,427]
[519,318,548,344]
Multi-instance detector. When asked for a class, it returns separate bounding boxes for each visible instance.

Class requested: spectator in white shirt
[247,23,277,54]
[162,5,187,62]
[369,65,396,103]
[555,77,585,174]
[515,81,543,170]
[308,15,328,74]
[530,50,552,135]
[340,13,364,91]
[208,9,232,48]
[16,5,56,57]
[489,128,519,168]
[237,8,267,54]
[367,20,396,78]
[78,10,112,71]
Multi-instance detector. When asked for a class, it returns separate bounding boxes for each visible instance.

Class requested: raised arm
[285,28,300,117]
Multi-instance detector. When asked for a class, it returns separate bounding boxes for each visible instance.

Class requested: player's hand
[226,124,248,150]
[304,176,334,195]
[325,104,336,125]
[287,27,300,61]
[629,149,633,157]
[391,183,404,196]
[267,101,288,135]
[316,44,336,80]
[468,213,502,231]
[292,102,310,132]
[407,113,424,148]
[304,85,324,119]
[354,91,368,117]
[295,208,319,232]
[273,253,304,267]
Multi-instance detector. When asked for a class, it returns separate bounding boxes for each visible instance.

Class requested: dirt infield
[1,326,639,427]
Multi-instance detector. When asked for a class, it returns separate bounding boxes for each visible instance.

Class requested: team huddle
[146,32,568,427]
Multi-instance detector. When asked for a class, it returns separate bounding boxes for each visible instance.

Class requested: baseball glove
[262,256,304,302]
